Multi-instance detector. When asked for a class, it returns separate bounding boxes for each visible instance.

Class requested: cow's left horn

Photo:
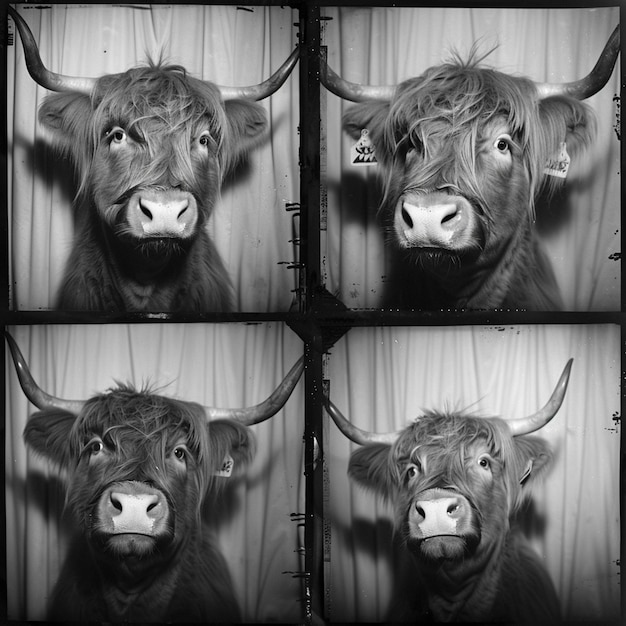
[204,356,304,425]
[5,332,86,415]
[8,7,97,95]
[325,399,402,445]
[507,359,573,436]
[320,58,396,103]
[536,25,619,100]
[217,46,300,101]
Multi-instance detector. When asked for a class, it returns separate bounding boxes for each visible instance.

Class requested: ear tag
[519,459,534,485]
[215,454,234,477]
[544,142,570,178]
[350,129,378,166]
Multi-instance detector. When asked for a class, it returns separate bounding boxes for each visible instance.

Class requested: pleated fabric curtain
[321,7,620,311]
[7,4,300,312]
[326,324,620,622]
[5,323,305,621]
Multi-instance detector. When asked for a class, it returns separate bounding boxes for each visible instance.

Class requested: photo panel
[320,7,620,311]
[324,324,620,621]
[5,322,305,622]
[7,4,300,312]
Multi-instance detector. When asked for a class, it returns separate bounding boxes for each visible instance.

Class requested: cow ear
[223,99,268,166]
[538,96,596,159]
[206,419,255,475]
[348,443,396,500]
[23,409,78,470]
[39,93,93,158]
[511,435,553,492]
[342,101,392,160]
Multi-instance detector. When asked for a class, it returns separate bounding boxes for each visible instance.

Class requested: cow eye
[405,462,420,482]
[85,437,105,456]
[494,135,512,154]
[478,456,491,470]
[105,127,127,145]
[172,446,189,464]
[197,132,213,149]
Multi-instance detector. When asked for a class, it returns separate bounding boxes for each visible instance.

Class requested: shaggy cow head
[322,29,619,308]
[6,332,303,580]
[326,359,572,569]
[9,7,298,311]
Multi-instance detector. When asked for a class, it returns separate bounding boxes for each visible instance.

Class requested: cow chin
[407,246,483,275]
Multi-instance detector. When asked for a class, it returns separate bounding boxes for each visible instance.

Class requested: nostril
[110,494,122,512]
[441,209,457,224]
[402,206,414,228]
[147,500,158,513]
[177,203,189,220]
[447,502,460,515]
[415,504,425,519]
[140,202,153,220]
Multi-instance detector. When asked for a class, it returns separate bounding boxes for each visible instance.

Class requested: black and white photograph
[2,3,623,625]
[5,323,305,622]
[321,7,620,311]
[7,4,300,312]
[324,324,620,621]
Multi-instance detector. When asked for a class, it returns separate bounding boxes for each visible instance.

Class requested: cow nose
[414,495,465,537]
[399,200,465,248]
[109,491,165,534]
[138,197,192,237]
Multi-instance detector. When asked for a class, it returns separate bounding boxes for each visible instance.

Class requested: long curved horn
[507,359,573,436]
[5,332,86,415]
[218,46,300,101]
[10,6,299,101]
[325,399,401,445]
[536,26,619,99]
[205,356,304,425]
[8,6,97,94]
[320,58,396,103]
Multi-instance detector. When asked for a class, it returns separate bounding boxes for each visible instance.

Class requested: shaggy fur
[24,385,254,622]
[348,411,560,622]
[39,62,268,312]
[343,52,596,310]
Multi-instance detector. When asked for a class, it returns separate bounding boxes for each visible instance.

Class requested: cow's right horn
[205,357,304,425]
[325,398,402,445]
[536,26,620,100]
[507,359,574,436]
[8,7,97,95]
[5,332,86,415]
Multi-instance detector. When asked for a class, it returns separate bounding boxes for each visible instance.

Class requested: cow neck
[434,221,534,309]
[419,529,507,622]
[99,220,192,308]
[95,529,193,620]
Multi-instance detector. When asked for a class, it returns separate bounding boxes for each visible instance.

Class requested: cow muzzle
[395,192,479,253]
[95,481,174,558]
[126,189,199,240]
[407,488,480,561]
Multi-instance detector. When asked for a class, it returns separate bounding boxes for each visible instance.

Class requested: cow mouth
[104,532,161,558]
[408,534,476,562]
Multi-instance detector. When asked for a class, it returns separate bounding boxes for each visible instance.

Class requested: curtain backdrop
[7,4,300,311]
[321,7,620,311]
[326,324,620,622]
[5,323,305,622]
